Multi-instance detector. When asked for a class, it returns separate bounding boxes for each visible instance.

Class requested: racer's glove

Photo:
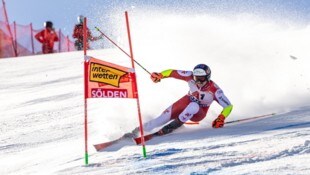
[151,72,163,83]
[212,114,225,128]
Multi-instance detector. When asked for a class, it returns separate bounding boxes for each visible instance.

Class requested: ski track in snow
[56,114,310,175]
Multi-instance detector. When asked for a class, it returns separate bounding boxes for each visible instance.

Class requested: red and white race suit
[143,69,232,132]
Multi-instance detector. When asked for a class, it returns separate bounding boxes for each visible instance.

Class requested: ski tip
[93,144,101,152]
[93,141,115,152]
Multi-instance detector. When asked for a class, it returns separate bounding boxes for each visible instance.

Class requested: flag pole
[83,17,89,165]
[125,11,147,158]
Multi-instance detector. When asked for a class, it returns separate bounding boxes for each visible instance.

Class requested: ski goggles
[194,76,206,83]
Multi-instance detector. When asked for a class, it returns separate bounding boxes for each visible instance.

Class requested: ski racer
[72,15,102,50]
[128,64,233,137]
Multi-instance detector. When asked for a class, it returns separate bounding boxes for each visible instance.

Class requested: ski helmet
[77,15,85,24]
[193,64,211,84]
[44,21,53,28]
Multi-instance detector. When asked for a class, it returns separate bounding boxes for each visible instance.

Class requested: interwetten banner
[87,57,137,99]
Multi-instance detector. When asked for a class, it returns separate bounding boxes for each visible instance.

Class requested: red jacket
[73,24,95,41]
[72,24,100,49]
[35,28,59,53]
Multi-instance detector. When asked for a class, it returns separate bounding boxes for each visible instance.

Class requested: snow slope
[1,11,310,175]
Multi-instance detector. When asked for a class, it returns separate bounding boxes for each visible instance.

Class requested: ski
[93,136,125,151]
[134,132,158,145]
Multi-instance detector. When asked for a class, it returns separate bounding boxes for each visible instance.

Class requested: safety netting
[0,1,75,58]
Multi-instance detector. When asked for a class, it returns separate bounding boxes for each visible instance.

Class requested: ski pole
[225,113,276,125]
[94,27,151,75]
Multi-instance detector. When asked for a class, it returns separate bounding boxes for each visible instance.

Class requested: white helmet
[77,15,85,24]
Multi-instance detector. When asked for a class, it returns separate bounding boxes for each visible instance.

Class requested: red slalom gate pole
[83,17,89,165]
[125,11,147,158]
[83,18,87,56]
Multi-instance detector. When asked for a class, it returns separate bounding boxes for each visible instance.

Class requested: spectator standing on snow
[72,15,102,50]
[35,21,59,54]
